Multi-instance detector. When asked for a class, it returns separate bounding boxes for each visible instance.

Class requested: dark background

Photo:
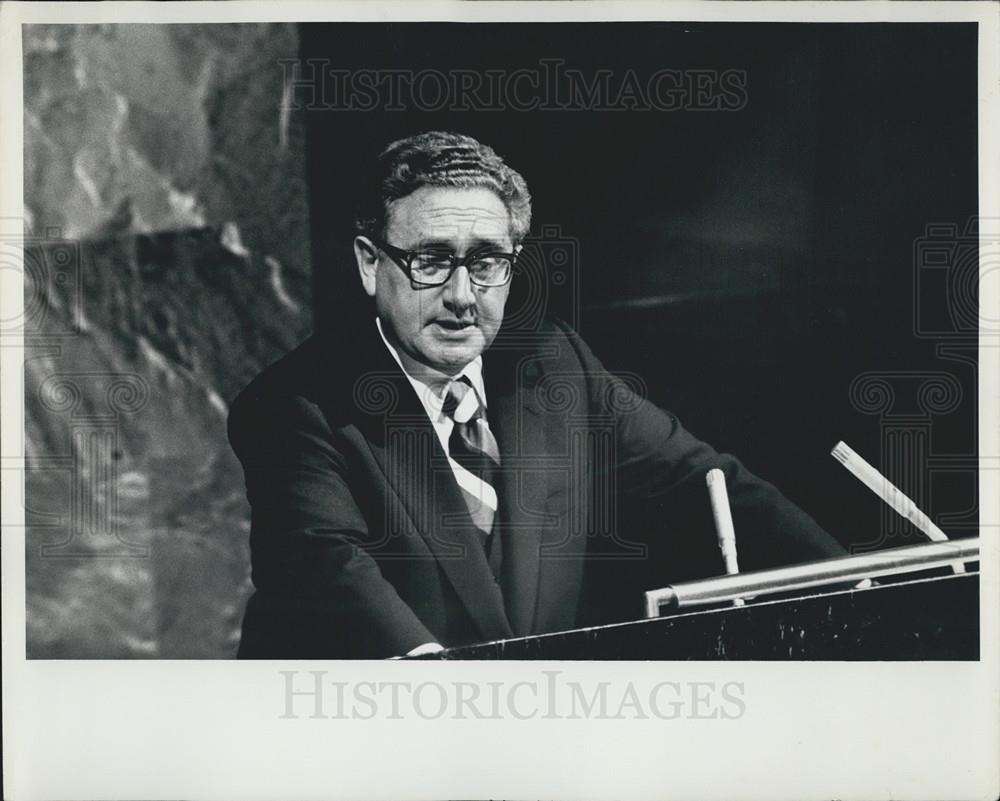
[302,22,980,558]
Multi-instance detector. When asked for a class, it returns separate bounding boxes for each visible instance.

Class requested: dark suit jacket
[228,317,845,658]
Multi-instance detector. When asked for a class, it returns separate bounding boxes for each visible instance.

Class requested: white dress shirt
[375,317,489,458]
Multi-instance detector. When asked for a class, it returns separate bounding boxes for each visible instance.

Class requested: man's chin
[423,339,486,374]
[432,346,480,373]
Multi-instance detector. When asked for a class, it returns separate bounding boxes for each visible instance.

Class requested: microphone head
[705,468,725,488]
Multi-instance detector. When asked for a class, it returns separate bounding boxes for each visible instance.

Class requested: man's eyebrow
[414,236,510,252]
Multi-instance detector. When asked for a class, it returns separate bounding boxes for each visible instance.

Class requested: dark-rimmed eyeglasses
[372,237,516,287]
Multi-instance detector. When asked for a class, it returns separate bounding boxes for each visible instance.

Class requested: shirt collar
[375,318,487,417]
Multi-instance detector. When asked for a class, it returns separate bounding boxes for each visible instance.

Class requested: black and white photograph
[3,1,998,799]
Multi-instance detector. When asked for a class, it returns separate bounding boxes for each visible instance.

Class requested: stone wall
[23,23,312,657]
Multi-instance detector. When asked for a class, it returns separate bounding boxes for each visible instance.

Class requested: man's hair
[354,131,532,244]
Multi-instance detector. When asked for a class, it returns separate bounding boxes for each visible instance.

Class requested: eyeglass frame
[370,236,519,287]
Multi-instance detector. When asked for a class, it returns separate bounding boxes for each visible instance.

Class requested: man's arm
[228,388,437,659]
[556,321,846,570]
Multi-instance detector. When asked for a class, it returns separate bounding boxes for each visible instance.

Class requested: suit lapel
[341,328,513,642]
[485,338,551,636]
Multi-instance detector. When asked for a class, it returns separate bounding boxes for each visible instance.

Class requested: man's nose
[441,265,476,311]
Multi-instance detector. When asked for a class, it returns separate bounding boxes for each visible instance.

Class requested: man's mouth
[433,319,475,331]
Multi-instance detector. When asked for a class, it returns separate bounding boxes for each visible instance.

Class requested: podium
[419,571,979,660]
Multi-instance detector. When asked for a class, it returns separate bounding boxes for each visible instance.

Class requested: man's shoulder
[492,316,598,368]
[228,334,345,420]
[493,316,582,352]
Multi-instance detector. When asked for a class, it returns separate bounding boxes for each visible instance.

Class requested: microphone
[831,441,964,575]
[706,469,745,605]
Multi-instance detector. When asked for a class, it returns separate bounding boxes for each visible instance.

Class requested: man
[228,131,846,659]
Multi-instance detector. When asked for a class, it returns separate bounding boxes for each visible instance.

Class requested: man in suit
[228,131,846,659]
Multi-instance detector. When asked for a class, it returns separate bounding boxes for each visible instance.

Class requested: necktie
[442,376,501,553]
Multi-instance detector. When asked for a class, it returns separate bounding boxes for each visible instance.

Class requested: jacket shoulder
[532,317,603,369]
[227,334,343,430]
[501,316,586,355]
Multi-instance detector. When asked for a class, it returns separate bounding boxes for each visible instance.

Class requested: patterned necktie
[442,376,501,548]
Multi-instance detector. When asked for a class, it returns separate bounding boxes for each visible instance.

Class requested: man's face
[356,186,514,376]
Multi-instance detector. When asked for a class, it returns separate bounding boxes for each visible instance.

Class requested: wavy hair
[354,131,532,244]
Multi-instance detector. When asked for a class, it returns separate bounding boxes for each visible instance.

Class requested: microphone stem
[706,469,745,606]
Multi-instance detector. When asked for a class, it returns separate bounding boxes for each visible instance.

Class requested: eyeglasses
[372,237,516,287]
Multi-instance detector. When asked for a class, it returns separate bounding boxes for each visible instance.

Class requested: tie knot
[443,376,481,424]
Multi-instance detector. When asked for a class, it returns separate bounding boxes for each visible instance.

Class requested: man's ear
[354,236,379,298]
